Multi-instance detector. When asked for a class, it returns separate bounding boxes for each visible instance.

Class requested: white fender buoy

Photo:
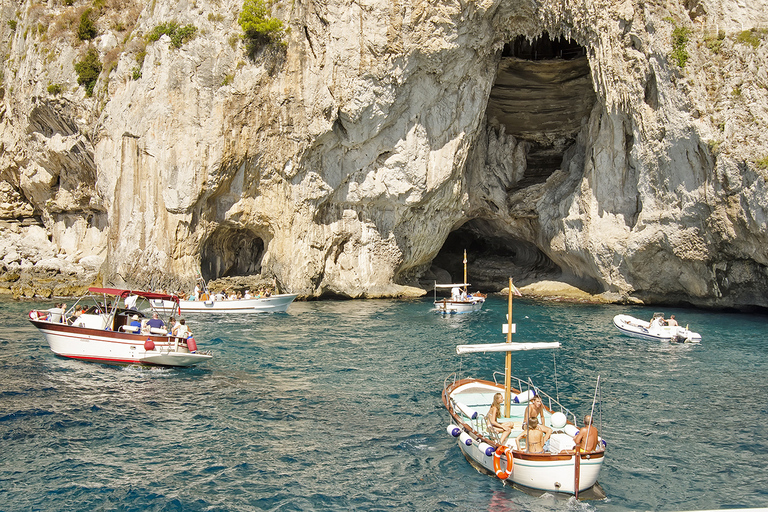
[459,431,473,446]
[477,442,494,457]
[513,390,536,403]
[564,424,580,436]
[446,424,461,437]
[551,412,567,429]
[455,402,478,420]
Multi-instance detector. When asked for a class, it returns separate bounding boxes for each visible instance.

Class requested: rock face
[1,0,768,309]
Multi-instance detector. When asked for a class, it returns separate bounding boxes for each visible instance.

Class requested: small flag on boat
[512,283,523,297]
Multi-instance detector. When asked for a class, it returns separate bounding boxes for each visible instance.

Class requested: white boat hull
[151,293,298,314]
[30,318,212,367]
[443,378,605,497]
[613,314,701,343]
[434,297,485,314]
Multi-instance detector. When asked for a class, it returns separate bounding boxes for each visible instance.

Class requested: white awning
[456,342,561,354]
[434,283,470,288]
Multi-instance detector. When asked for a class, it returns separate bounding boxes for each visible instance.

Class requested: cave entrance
[428,219,560,292]
[486,32,595,189]
[201,227,265,282]
[429,33,596,291]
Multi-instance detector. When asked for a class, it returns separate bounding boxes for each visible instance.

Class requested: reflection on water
[1,297,768,511]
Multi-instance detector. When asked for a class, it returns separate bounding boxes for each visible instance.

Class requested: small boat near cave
[613,313,701,343]
[442,279,606,498]
[28,288,213,367]
[433,250,485,314]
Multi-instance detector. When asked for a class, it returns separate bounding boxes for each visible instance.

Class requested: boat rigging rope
[553,352,560,403]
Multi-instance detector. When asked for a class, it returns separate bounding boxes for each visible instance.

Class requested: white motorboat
[613,313,701,343]
[28,288,213,367]
[433,250,485,314]
[442,279,606,499]
[150,293,298,314]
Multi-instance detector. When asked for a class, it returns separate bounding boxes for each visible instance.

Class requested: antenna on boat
[504,277,514,418]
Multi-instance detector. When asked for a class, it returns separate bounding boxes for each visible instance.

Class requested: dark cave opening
[502,33,586,60]
[201,227,265,282]
[427,220,561,293]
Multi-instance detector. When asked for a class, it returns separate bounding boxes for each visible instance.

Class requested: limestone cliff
[1,0,767,309]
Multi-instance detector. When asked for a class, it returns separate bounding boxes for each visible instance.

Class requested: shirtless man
[667,315,679,326]
[515,417,552,453]
[573,415,600,452]
[486,393,515,445]
[524,395,546,426]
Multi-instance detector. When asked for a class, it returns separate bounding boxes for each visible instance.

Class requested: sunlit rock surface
[1,0,768,309]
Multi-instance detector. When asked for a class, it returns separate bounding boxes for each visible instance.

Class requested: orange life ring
[493,446,513,479]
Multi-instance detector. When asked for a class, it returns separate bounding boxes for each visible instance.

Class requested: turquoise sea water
[2,296,768,511]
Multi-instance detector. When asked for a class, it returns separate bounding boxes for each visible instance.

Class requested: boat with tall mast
[442,278,606,498]
[433,249,486,314]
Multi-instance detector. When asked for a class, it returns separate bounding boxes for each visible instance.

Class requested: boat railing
[492,371,578,426]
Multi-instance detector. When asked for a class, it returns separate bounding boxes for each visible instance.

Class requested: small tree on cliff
[238,0,284,57]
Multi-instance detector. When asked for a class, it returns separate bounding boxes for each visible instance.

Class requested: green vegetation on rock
[74,47,101,96]
[238,0,284,56]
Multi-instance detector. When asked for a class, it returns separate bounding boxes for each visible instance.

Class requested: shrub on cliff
[74,47,101,96]
[147,21,198,48]
[77,8,97,40]
[238,0,284,56]
[671,26,691,67]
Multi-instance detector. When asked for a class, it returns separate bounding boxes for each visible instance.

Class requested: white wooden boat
[442,280,606,498]
[28,288,213,367]
[613,313,701,343]
[433,250,485,314]
[150,293,298,314]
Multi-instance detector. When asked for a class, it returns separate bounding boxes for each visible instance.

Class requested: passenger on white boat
[516,416,552,453]
[667,315,679,326]
[244,290,252,299]
[524,395,547,426]
[486,393,515,445]
[650,314,666,327]
[47,303,65,323]
[573,415,601,452]
[193,284,200,300]
[130,314,142,330]
[451,287,461,300]
[175,318,191,339]
[147,313,166,331]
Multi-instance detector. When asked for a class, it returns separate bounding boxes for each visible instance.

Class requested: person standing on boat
[667,315,679,326]
[573,415,600,452]
[487,393,515,445]
[175,318,191,339]
[524,395,546,426]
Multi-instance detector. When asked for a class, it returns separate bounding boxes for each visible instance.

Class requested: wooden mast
[504,277,513,418]
[463,249,468,295]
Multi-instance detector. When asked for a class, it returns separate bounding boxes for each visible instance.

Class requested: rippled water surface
[2,297,768,511]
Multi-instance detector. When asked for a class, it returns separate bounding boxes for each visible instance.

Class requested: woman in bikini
[487,393,515,445]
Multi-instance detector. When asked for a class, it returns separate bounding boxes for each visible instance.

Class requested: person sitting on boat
[667,315,679,326]
[573,415,600,452]
[515,416,552,453]
[244,290,252,299]
[130,314,142,330]
[147,312,166,331]
[650,314,666,327]
[174,318,191,339]
[524,395,546,426]
[487,393,515,445]
[68,305,85,324]
[167,316,179,335]
[264,288,271,297]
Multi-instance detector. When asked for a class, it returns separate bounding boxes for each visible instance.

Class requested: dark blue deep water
[2,296,768,511]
